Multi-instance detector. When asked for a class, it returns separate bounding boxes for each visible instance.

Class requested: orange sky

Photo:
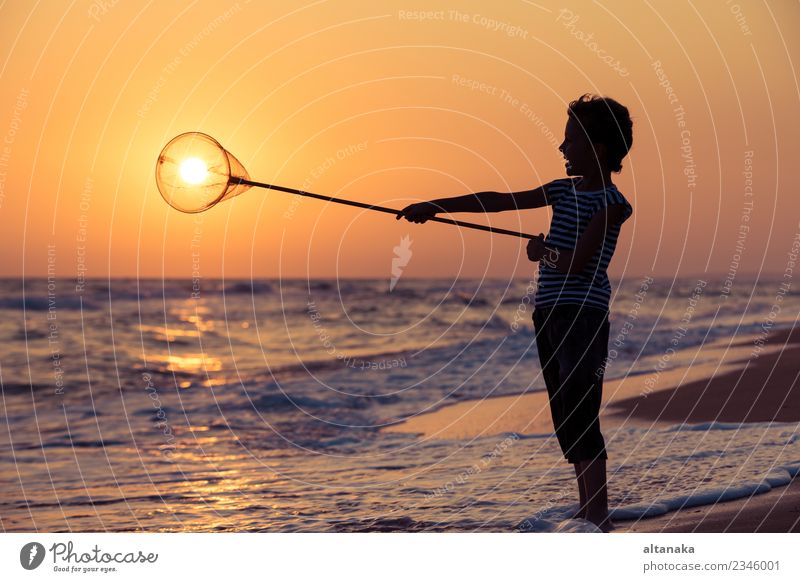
[0,0,798,279]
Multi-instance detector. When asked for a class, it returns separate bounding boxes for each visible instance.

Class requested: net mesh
[156,132,250,213]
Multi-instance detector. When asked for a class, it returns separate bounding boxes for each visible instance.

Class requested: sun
[179,157,208,184]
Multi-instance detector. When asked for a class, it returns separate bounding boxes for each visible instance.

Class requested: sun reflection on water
[165,354,223,373]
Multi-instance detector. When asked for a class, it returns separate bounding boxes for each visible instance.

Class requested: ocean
[1,276,798,532]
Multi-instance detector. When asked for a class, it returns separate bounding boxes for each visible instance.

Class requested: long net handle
[235,178,537,240]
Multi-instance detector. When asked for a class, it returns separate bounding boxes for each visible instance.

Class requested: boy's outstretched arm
[396,183,559,223]
[527,204,627,274]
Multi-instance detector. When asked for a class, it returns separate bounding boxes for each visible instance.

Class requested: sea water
[0,276,797,531]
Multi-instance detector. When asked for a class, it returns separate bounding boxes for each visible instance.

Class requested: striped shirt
[534,177,633,312]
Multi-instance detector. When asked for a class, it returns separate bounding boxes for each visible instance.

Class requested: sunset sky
[0,0,797,279]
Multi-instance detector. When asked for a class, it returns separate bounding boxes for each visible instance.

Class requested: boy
[396,94,634,532]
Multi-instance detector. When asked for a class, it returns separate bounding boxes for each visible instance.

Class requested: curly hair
[567,93,633,173]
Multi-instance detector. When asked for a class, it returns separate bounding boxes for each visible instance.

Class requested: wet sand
[384,326,800,532]
[617,475,800,533]
[607,327,800,425]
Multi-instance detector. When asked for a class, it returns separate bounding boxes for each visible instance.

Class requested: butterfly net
[156,132,250,213]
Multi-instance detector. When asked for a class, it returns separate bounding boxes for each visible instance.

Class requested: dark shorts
[532,303,610,464]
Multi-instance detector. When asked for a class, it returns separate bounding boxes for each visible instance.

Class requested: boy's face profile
[559,116,606,177]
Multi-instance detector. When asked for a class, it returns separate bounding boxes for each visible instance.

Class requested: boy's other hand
[396,202,438,224]
[526,233,546,262]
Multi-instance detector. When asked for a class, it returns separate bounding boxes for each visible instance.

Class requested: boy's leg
[581,456,614,532]
[561,309,611,530]
[573,461,588,519]
[534,308,586,517]
[534,307,579,460]
[534,308,571,456]
[552,307,610,465]
[535,305,613,529]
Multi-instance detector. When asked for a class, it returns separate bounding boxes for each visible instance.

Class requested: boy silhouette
[397,94,634,532]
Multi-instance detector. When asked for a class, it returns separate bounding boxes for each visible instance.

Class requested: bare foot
[598,519,616,533]
[585,513,615,532]
[570,508,587,520]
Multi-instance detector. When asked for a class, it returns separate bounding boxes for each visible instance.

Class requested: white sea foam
[513,420,800,532]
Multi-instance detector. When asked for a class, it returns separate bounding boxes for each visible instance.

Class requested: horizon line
[0,273,785,280]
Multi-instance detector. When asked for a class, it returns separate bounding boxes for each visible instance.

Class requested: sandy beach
[385,326,800,532]
[618,474,800,533]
